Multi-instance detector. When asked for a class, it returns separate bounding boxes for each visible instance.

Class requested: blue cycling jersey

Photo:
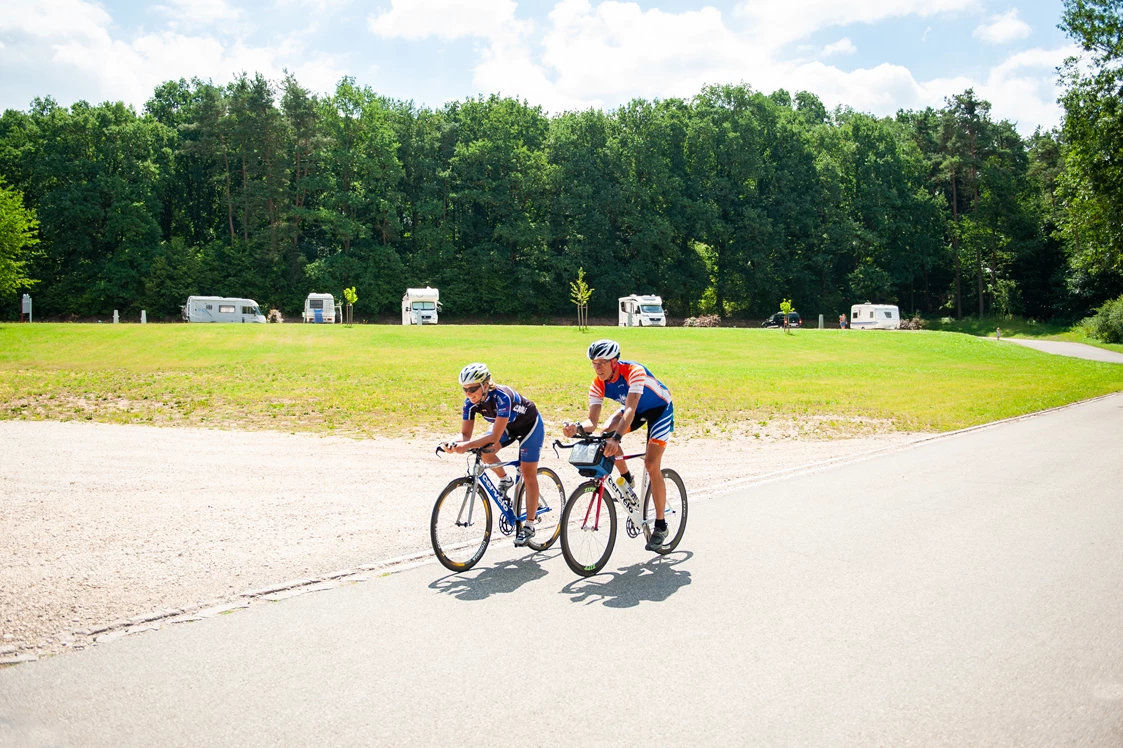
[588,360,672,414]
[463,384,539,438]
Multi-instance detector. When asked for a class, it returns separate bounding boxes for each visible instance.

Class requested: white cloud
[0,0,112,41]
[0,0,346,110]
[735,0,979,47]
[975,45,1079,130]
[451,0,1064,134]
[822,38,856,56]
[368,0,523,41]
[154,0,245,28]
[274,0,350,13]
[973,9,1031,44]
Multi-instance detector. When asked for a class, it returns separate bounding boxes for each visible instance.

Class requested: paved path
[2,394,1123,747]
[1002,337,1123,363]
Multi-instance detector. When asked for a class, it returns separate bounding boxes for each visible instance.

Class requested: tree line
[0,1,1119,323]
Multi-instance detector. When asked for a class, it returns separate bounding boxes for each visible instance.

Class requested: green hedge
[1084,294,1123,344]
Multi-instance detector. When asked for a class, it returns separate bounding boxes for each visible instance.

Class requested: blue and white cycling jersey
[463,384,539,439]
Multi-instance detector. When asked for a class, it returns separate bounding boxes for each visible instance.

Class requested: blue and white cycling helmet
[458,362,490,385]
[587,339,621,361]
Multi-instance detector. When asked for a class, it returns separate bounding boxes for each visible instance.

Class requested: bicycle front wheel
[560,480,617,576]
[431,477,493,572]
[514,467,565,552]
[642,468,688,555]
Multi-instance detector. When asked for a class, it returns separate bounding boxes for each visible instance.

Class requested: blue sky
[1,0,1075,133]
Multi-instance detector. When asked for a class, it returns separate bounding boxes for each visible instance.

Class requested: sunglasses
[462,384,483,394]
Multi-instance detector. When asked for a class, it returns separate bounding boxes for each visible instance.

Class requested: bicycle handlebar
[435,443,498,458]
[552,433,639,462]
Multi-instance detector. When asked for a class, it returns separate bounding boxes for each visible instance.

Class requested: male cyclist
[561,340,673,551]
[444,363,545,547]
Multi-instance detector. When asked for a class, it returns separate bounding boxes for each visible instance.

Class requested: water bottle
[616,476,638,509]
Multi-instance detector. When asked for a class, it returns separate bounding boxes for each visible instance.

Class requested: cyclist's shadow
[560,551,693,608]
[429,551,558,601]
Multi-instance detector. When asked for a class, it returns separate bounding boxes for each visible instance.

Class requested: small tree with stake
[570,268,593,331]
[343,286,357,327]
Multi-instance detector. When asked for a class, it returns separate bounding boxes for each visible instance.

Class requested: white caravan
[618,295,666,327]
[402,287,440,325]
[182,296,266,323]
[303,293,339,323]
[850,303,900,330]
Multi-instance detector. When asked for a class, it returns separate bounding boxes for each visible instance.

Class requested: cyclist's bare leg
[520,460,539,522]
[603,411,632,479]
[644,440,667,520]
[481,450,507,480]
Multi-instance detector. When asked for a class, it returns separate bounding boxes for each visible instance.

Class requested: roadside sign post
[20,294,31,322]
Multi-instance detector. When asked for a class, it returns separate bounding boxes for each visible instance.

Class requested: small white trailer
[303,293,339,323]
[402,287,440,325]
[182,296,266,323]
[618,295,666,327]
[850,303,900,330]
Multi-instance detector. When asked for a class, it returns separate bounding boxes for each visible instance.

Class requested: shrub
[1083,294,1123,344]
[682,314,721,328]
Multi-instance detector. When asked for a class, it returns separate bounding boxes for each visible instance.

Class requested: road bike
[430,445,565,572]
[553,434,687,577]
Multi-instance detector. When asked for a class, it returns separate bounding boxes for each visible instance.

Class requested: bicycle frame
[438,447,554,530]
[553,436,651,534]
[578,452,649,533]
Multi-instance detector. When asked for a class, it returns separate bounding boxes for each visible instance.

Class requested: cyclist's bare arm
[563,404,603,438]
[604,392,640,456]
[442,420,474,453]
[454,415,508,453]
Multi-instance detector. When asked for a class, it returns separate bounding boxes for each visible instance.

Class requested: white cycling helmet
[587,339,621,361]
[458,362,491,386]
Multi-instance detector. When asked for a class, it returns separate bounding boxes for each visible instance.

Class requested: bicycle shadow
[429,551,559,601]
[560,551,693,608]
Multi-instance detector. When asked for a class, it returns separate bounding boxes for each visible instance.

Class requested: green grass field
[1,323,1121,438]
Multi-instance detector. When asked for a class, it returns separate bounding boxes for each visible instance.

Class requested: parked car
[762,312,802,328]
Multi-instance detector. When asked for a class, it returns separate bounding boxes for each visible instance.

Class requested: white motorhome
[618,295,666,327]
[303,293,339,323]
[402,287,440,325]
[850,303,900,330]
[182,296,266,323]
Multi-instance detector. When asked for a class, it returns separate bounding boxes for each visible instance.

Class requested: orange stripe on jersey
[588,377,606,405]
[619,362,646,395]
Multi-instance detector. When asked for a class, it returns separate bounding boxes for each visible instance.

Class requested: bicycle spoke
[642,468,688,555]
[561,481,616,576]
[519,467,565,552]
[431,478,492,571]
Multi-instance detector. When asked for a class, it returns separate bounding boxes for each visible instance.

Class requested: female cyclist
[443,363,546,547]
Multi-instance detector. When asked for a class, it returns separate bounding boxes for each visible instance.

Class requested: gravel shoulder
[0,419,920,660]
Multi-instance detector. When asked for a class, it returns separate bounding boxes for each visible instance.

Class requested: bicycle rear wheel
[560,480,617,576]
[514,467,565,552]
[642,468,687,555]
[431,477,492,572]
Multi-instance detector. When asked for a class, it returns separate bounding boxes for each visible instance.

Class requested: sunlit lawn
[1,322,1121,437]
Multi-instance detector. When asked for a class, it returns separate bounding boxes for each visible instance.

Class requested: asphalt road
[1001,337,1123,364]
[2,394,1122,747]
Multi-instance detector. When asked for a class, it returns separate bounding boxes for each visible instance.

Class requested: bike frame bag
[568,441,615,478]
